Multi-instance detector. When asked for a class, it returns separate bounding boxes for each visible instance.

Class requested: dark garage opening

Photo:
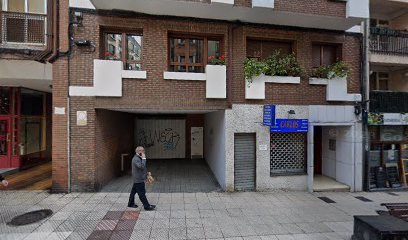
[97,110,221,193]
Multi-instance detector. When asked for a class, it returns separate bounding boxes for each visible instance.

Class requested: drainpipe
[227,25,233,108]
[46,0,60,63]
[362,18,370,191]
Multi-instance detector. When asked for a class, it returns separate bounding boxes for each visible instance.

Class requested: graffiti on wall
[135,119,186,159]
[137,128,180,151]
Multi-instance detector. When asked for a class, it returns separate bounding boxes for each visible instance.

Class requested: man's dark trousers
[128,182,150,208]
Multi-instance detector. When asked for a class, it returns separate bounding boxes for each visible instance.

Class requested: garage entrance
[98,110,225,193]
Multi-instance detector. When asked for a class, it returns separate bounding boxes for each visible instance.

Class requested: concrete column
[307,125,314,192]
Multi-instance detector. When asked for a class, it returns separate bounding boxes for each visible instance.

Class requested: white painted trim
[163,72,206,81]
[121,70,147,79]
[211,0,234,5]
[309,78,329,85]
[69,86,96,96]
[309,122,354,126]
[263,76,300,84]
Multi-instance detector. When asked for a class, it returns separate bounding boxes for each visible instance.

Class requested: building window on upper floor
[370,72,389,91]
[246,39,293,60]
[1,0,47,45]
[104,32,143,71]
[169,35,222,73]
[370,19,389,28]
[312,43,342,68]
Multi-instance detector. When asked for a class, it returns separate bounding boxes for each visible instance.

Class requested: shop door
[314,126,322,175]
[0,117,11,168]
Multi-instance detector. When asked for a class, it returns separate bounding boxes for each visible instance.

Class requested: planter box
[309,77,362,102]
[163,72,206,81]
[245,75,300,99]
[211,0,234,4]
[69,59,147,97]
[206,65,227,99]
[252,0,274,8]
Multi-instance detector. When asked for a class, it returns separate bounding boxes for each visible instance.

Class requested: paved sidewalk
[0,190,407,240]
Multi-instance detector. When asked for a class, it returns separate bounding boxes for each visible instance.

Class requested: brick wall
[274,0,346,18]
[181,0,346,18]
[95,109,134,190]
[52,57,69,193]
[232,25,361,105]
[71,11,361,109]
[70,97,96,192]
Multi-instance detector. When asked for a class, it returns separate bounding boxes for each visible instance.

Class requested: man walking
[128,146,156,211]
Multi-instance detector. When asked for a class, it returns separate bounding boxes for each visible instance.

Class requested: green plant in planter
[329,61,349,79]
[244,52,303,86]
[311,61,350,79]
[244,58,266,85]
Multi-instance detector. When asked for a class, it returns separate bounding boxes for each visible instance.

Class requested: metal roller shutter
[234,133,256,191]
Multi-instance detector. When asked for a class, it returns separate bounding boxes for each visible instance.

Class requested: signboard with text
[263,105,275,126]
[270,119,308,133]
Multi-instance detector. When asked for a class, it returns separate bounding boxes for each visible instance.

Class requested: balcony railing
[0,11,47,49]
[370,91,408,113]
[370,27,408,56]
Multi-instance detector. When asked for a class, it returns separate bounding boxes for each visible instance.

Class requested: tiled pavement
[102,159,222,193]
[1,190,408,239]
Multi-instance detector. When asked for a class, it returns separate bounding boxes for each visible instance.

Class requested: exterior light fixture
[72,11,83,27]
[288,110,296,119]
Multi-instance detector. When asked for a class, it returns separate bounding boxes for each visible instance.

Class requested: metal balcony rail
[370,27,408,56]
[0,11,47,48]
[370,91,408,113]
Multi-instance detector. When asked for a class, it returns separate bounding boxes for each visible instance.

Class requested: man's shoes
[127,204,138,208]
[144,205,156,211]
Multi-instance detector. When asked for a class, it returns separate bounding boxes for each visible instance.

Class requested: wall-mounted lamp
[354,105,361,115]
[288,110,296,119]
[72,11,83,27]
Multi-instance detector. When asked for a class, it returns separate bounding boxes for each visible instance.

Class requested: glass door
[0,117,11,168]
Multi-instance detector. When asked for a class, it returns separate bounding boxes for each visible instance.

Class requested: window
[312,44,341,68]
[247,39,293,60]
[2,0,46,44]
[169,36,221,73]
[104,32,143,71]
[370,72,389,91]
[6,0,46,14]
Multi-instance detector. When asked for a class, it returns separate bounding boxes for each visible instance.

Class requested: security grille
[270,133,306,175]
[1,11,46,46]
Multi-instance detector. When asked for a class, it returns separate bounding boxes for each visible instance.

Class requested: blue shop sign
[263,105,275,126]
[271,119,308,133]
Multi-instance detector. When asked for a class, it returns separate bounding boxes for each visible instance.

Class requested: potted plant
[105,52,119,60]
[310,61,350,79]
[208,55,226,65]
[244,51,303,86]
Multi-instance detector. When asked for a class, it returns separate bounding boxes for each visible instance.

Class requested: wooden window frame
[312,43,342,68]
[246,38,296,60]
[168,34,223,73]
[102,30,143,70]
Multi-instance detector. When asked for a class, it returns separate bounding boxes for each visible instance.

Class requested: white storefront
[212,104,363,192]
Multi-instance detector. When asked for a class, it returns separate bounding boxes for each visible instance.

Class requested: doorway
[0,117,11,168]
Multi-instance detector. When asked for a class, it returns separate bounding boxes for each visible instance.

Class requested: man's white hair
[135,146,144,153]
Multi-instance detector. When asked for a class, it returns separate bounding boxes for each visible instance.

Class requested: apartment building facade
[0,0,57,175]
[51,0,369,193]
[366,0,408,191]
